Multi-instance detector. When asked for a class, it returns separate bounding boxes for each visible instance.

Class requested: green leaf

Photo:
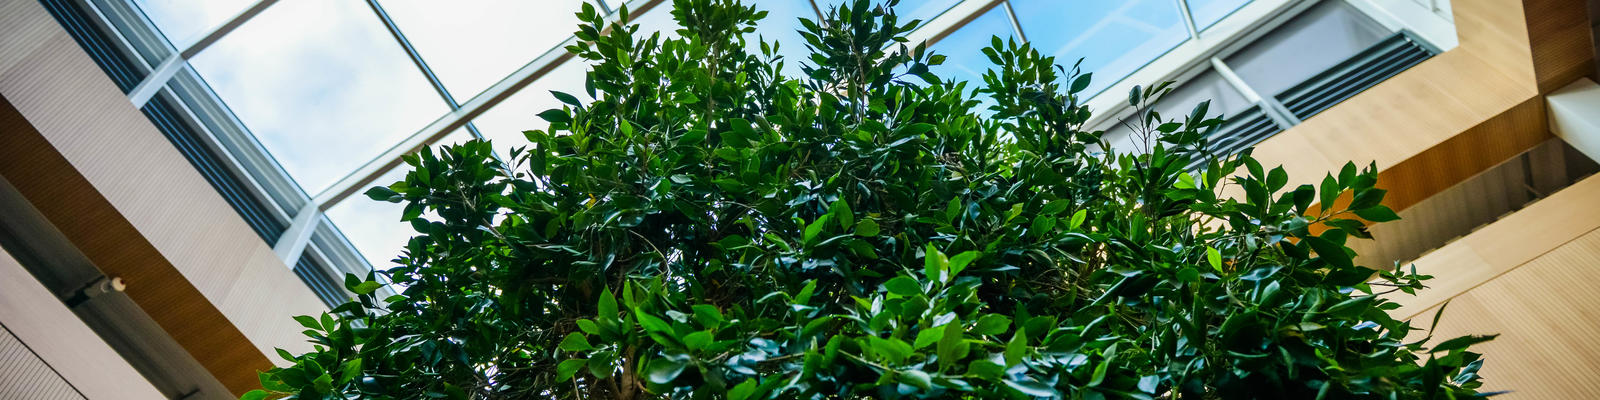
[1319,174,1341,209]
[559,333,593,351]
[1324,295,1376,318]
[795,280,819,305]
[937,319,965,369]
[1349,188,1387,210]
[537,109,571,124]
[855,219,881,237]
[924,244,948,282]
[691,304,724,328]
[1068,209,1087,229]
[1070,73,1093,93]
[598,287,618,319]
[551,90,582,107]
[362,185,398,201]
[1005,327,1027,366]
[896,369,933,390]
[885,276,922,297]
[1304,236,1352,269]
[645,354,690,384]
[557,359,587,382]
[1177,267,1200,283]
[729,379,758,400]
[1432,334,1497,353]
[947,251,981,277]
[241,390,269,400]
[973,314,1011,335]
[830,199,854,229]
[1206,246,1222,270]
[804,214,832,243]
[294,315,321,331]
[914,326,945,349]
[684,331,713,350]
[1005,378,1058,397]
[351,281,383,295]
[1354,205,1400,222]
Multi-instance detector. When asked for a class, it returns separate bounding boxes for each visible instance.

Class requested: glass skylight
[188,0,447,192]
[1010,0,1189,96]
[1186,0,1252,31]
[375,0,587,99]
[749,0,819,78]
[132,0,255,47]
[929,5,1015,89]
[98,0,1430,287]
[474,59,592,159]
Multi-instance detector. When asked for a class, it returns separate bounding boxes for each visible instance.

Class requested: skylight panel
[188,0,448,192]
[376,0,586,100]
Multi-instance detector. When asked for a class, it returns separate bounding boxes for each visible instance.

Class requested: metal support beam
[272,204,320,265]
[310,0,668,209]
[364,0,485,141]
[1210,56,1300,129]
[126,0,278,108]
[1174,0,1201,39]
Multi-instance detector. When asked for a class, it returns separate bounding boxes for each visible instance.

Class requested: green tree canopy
[253,1,1493,398]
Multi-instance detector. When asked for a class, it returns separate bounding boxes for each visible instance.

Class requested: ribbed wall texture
[0,324,84,400]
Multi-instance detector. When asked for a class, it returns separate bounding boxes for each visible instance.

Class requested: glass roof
[931,4,1014,88]
[122,0,1335,274]
[132,0,255,47]
[375,0,587,99]
[1010,0,1189,96]
[187,0,448,192]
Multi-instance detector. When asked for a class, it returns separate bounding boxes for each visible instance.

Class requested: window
[929,4,1015,90]
[1009,0,1189,96]
[325,129,472,268]
[817,0,962,25]
[188,0,449,192]
[748,0,819,78]
[1185,0,1251,32]
[473,59,592,159]
[374,0,586,99]
[132,0,255,48]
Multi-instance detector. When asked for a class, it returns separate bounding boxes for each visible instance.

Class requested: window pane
[326,129,472,268]
[1150,68,1250,119]
[375,0,585,100]
[189,0,450,192]
[749,0,817,78]
[630,2,681,39]
[473,59,591,159]
[1010,0,1188,96]
[1222,1,1388,97]
[1103,68,1250,150]
[132,0,255,47]
[817,0,962,25]
[1185,0,1250,32]
[930,5,1015,88]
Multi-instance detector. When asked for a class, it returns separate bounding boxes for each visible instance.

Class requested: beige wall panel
[1405,228,1600,398]
[0,0,327,392]
[0,246,165,400]
[1391,173,1600,318]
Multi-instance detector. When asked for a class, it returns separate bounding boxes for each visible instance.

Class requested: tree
[250,1,1494,399]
